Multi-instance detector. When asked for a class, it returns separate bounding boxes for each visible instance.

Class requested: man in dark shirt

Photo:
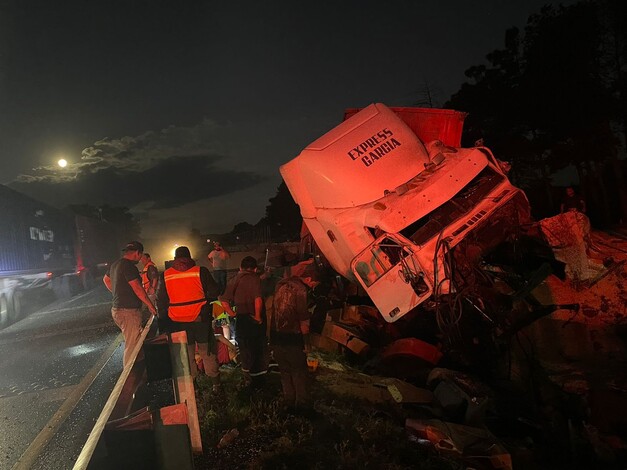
[220,256,266,389]
[103,241,157,367]
[270,275,311,410]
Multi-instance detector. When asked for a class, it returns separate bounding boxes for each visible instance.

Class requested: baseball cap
[122,241,144,253]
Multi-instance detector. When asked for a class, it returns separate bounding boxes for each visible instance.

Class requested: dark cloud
[6,115,327,234]
[10,154,265,209]
[10,119,268,210]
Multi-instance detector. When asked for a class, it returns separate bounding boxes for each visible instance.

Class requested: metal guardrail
[73,315,155,469]
[73,316,201,470]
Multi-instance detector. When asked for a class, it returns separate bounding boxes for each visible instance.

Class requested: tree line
[446,0,627,225]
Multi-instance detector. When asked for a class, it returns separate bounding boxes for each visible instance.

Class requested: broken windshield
[399,166,504,246]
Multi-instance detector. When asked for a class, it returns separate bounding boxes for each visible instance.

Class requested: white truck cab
[281,103,528,322]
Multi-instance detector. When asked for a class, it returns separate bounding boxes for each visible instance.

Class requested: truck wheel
[0,295,9,329]
[9,291,22,322]
[81,270,94,291]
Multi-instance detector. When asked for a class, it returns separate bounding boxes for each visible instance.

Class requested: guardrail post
[169,331,202,453]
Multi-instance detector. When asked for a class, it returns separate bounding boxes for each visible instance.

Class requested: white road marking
[10,334,122,470]
[0,322,114,346]
[73,316,155,470]
[33,301,112,316]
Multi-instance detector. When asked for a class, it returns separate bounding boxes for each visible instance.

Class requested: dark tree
[447,1,624,224]
[413,80,443,108]
[264,181,302,241]
[98,205,141,241]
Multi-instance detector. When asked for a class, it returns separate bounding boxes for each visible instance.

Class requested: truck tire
[9,291,22,322]
[0,295,9,329]
[81,270,94,291]
[69,275,83,296]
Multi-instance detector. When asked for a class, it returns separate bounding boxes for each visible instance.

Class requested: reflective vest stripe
[169,298,206,307]
[164,272,203,281]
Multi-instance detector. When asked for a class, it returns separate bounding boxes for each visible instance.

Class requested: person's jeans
[111,307,143,367]
[214,270,227,294]
[273,343,309,407]
[170,319,220,379]
[236,316,267,386]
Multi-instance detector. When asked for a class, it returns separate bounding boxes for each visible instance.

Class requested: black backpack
[273,278,302,330]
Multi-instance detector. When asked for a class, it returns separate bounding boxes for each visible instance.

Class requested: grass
[193,354,456,470]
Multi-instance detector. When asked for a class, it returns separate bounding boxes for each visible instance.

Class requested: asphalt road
[0,285,123,470]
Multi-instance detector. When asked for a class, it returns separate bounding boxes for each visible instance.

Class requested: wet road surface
[0,286,123,469]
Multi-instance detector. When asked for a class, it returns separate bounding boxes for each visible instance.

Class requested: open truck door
[351,233,432,322]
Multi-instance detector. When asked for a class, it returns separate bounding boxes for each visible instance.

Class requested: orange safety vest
[141,260,157,291]
[164,266,207,322]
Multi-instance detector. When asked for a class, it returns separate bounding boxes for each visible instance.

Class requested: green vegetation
[193,359,454,469]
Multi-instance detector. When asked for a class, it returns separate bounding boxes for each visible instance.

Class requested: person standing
[140,252,159,304]
[207,241,230,294]
[560,186,586,214]
[270,276,311,411]
[220,256,266,389]
[103,241,157,368]
[157,246,221,389]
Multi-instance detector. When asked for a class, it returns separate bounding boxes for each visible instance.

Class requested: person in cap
[103,241,157,367]
[156,246,221,388]
[220,256,267,389]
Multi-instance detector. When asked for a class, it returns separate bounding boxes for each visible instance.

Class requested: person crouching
[157,246,221,390]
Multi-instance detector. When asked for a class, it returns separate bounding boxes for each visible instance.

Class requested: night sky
[1,0,571,240]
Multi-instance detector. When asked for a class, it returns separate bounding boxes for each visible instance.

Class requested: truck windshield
[354,237,411,286]
[400,166,504,246]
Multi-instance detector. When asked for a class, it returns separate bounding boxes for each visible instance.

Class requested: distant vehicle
[281,103,530,322]
[0,185,118,327]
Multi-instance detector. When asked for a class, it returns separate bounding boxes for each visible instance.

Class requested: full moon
[57,159,68,168]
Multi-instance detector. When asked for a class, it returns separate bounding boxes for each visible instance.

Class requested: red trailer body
[344,107,467,148]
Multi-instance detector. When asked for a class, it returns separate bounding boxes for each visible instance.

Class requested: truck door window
[354,237,411,286]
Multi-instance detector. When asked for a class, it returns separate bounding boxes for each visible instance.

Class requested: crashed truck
[280,103,568,365]
[280,103,578,368]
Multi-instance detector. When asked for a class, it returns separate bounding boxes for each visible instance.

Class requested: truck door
[350,234,432,322]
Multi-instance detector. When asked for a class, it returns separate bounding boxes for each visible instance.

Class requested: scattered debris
[317,368,432,405]
[217,428,239,449]
[320,320,369,355]
[382,338,443,366]
[538,212,605,281]
[406,418,512,470]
